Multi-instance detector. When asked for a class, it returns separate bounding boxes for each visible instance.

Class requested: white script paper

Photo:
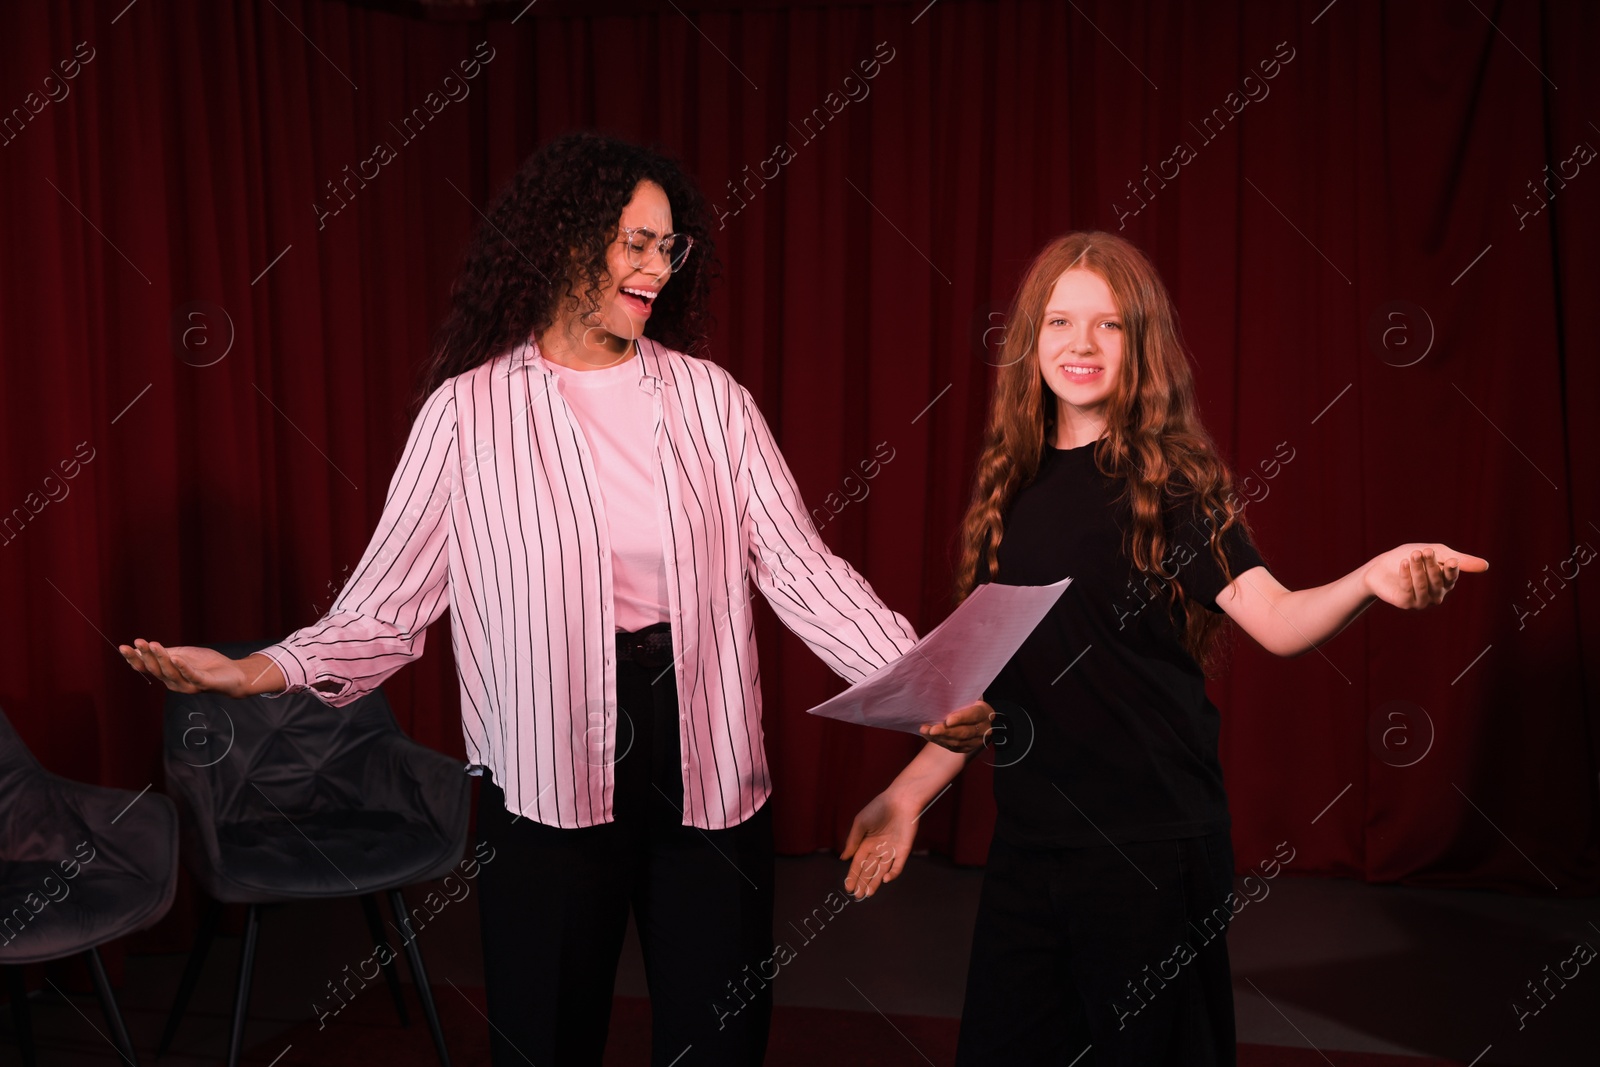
[805,577,1072,734]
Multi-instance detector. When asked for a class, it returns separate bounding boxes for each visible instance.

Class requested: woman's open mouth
[620,286,658,317]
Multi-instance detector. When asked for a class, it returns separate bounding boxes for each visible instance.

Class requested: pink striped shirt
[259,339,919,830]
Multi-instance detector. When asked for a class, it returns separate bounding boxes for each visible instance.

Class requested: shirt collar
[508,336,673,387]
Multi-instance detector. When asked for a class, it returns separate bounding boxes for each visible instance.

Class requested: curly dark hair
[413,131,717,412]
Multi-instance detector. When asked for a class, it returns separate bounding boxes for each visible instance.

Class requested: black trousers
[474,633,776,1067]
[955,831,1237,1067]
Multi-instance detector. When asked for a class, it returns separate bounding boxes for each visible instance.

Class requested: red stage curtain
[1,0,1594,948]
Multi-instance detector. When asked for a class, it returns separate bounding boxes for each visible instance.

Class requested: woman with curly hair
[120,132,988,1066]
[839,231,1486,1065]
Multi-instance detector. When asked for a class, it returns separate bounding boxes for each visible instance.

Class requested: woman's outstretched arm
[734,381,991,752]
[1216,543,1489,657]
[121,643,287,698]
[122,383,460,702]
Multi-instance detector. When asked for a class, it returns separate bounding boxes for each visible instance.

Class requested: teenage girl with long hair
[840,231,1486,1064]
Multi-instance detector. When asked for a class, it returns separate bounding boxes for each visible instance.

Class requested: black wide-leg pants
[955,830,1238,1066]
[474,629,776,1066]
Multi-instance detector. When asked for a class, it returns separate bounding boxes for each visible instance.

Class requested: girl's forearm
[884,741,972,811]
[1246,562,1378,656]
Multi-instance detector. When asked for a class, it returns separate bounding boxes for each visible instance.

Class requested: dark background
[1,0,1594,965]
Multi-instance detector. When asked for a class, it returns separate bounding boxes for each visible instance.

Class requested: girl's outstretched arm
[841,742,973,899]
[1216,543,1489,657]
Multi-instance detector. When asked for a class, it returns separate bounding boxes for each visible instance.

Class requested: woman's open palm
[120,639,255,698]
[1363,544,1488,609]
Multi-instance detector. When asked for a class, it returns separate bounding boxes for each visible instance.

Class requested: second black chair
[158,642,469,1067]
[0,705,179,1067]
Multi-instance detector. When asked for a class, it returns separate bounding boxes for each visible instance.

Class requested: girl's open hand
[1363,544,1488,610]
[841,790,917,900]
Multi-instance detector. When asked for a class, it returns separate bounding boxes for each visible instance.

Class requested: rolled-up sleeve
[734,385,917,682]
[258,383,458,706]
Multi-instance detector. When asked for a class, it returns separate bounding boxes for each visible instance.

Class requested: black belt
[615,622,674,669]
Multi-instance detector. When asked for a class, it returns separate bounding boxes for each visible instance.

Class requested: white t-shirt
[547,354,670,632]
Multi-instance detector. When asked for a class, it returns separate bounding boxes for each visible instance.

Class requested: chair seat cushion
[0,862,173,964]
[212,809,453,898]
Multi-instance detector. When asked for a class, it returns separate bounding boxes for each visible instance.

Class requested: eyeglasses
[618,226,693,273]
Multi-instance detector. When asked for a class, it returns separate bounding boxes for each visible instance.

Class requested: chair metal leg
[226,904,260,1067]
[86,947,140,1067]
[6,966,37,1067]
[159,895,222,1057]
[387,889,450,1067]
[360,893,409,1026]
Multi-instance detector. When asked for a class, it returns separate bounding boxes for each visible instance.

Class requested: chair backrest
[0,704,44,782]
[0,704,176,922]
[161,641,406,828]
[0,706,71,868]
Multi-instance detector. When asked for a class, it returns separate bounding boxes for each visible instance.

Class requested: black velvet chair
[0,706,179,1067]
[158,641,468,1067]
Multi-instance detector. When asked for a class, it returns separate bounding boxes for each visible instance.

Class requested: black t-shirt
[983,441,1266,849]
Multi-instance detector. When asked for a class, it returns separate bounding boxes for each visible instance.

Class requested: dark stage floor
[3,853,1595,1066]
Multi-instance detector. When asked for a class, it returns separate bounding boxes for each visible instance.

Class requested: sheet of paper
[805,577,1072,734]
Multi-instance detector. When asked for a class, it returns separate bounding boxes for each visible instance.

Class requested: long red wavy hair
[955,231,1252,670]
